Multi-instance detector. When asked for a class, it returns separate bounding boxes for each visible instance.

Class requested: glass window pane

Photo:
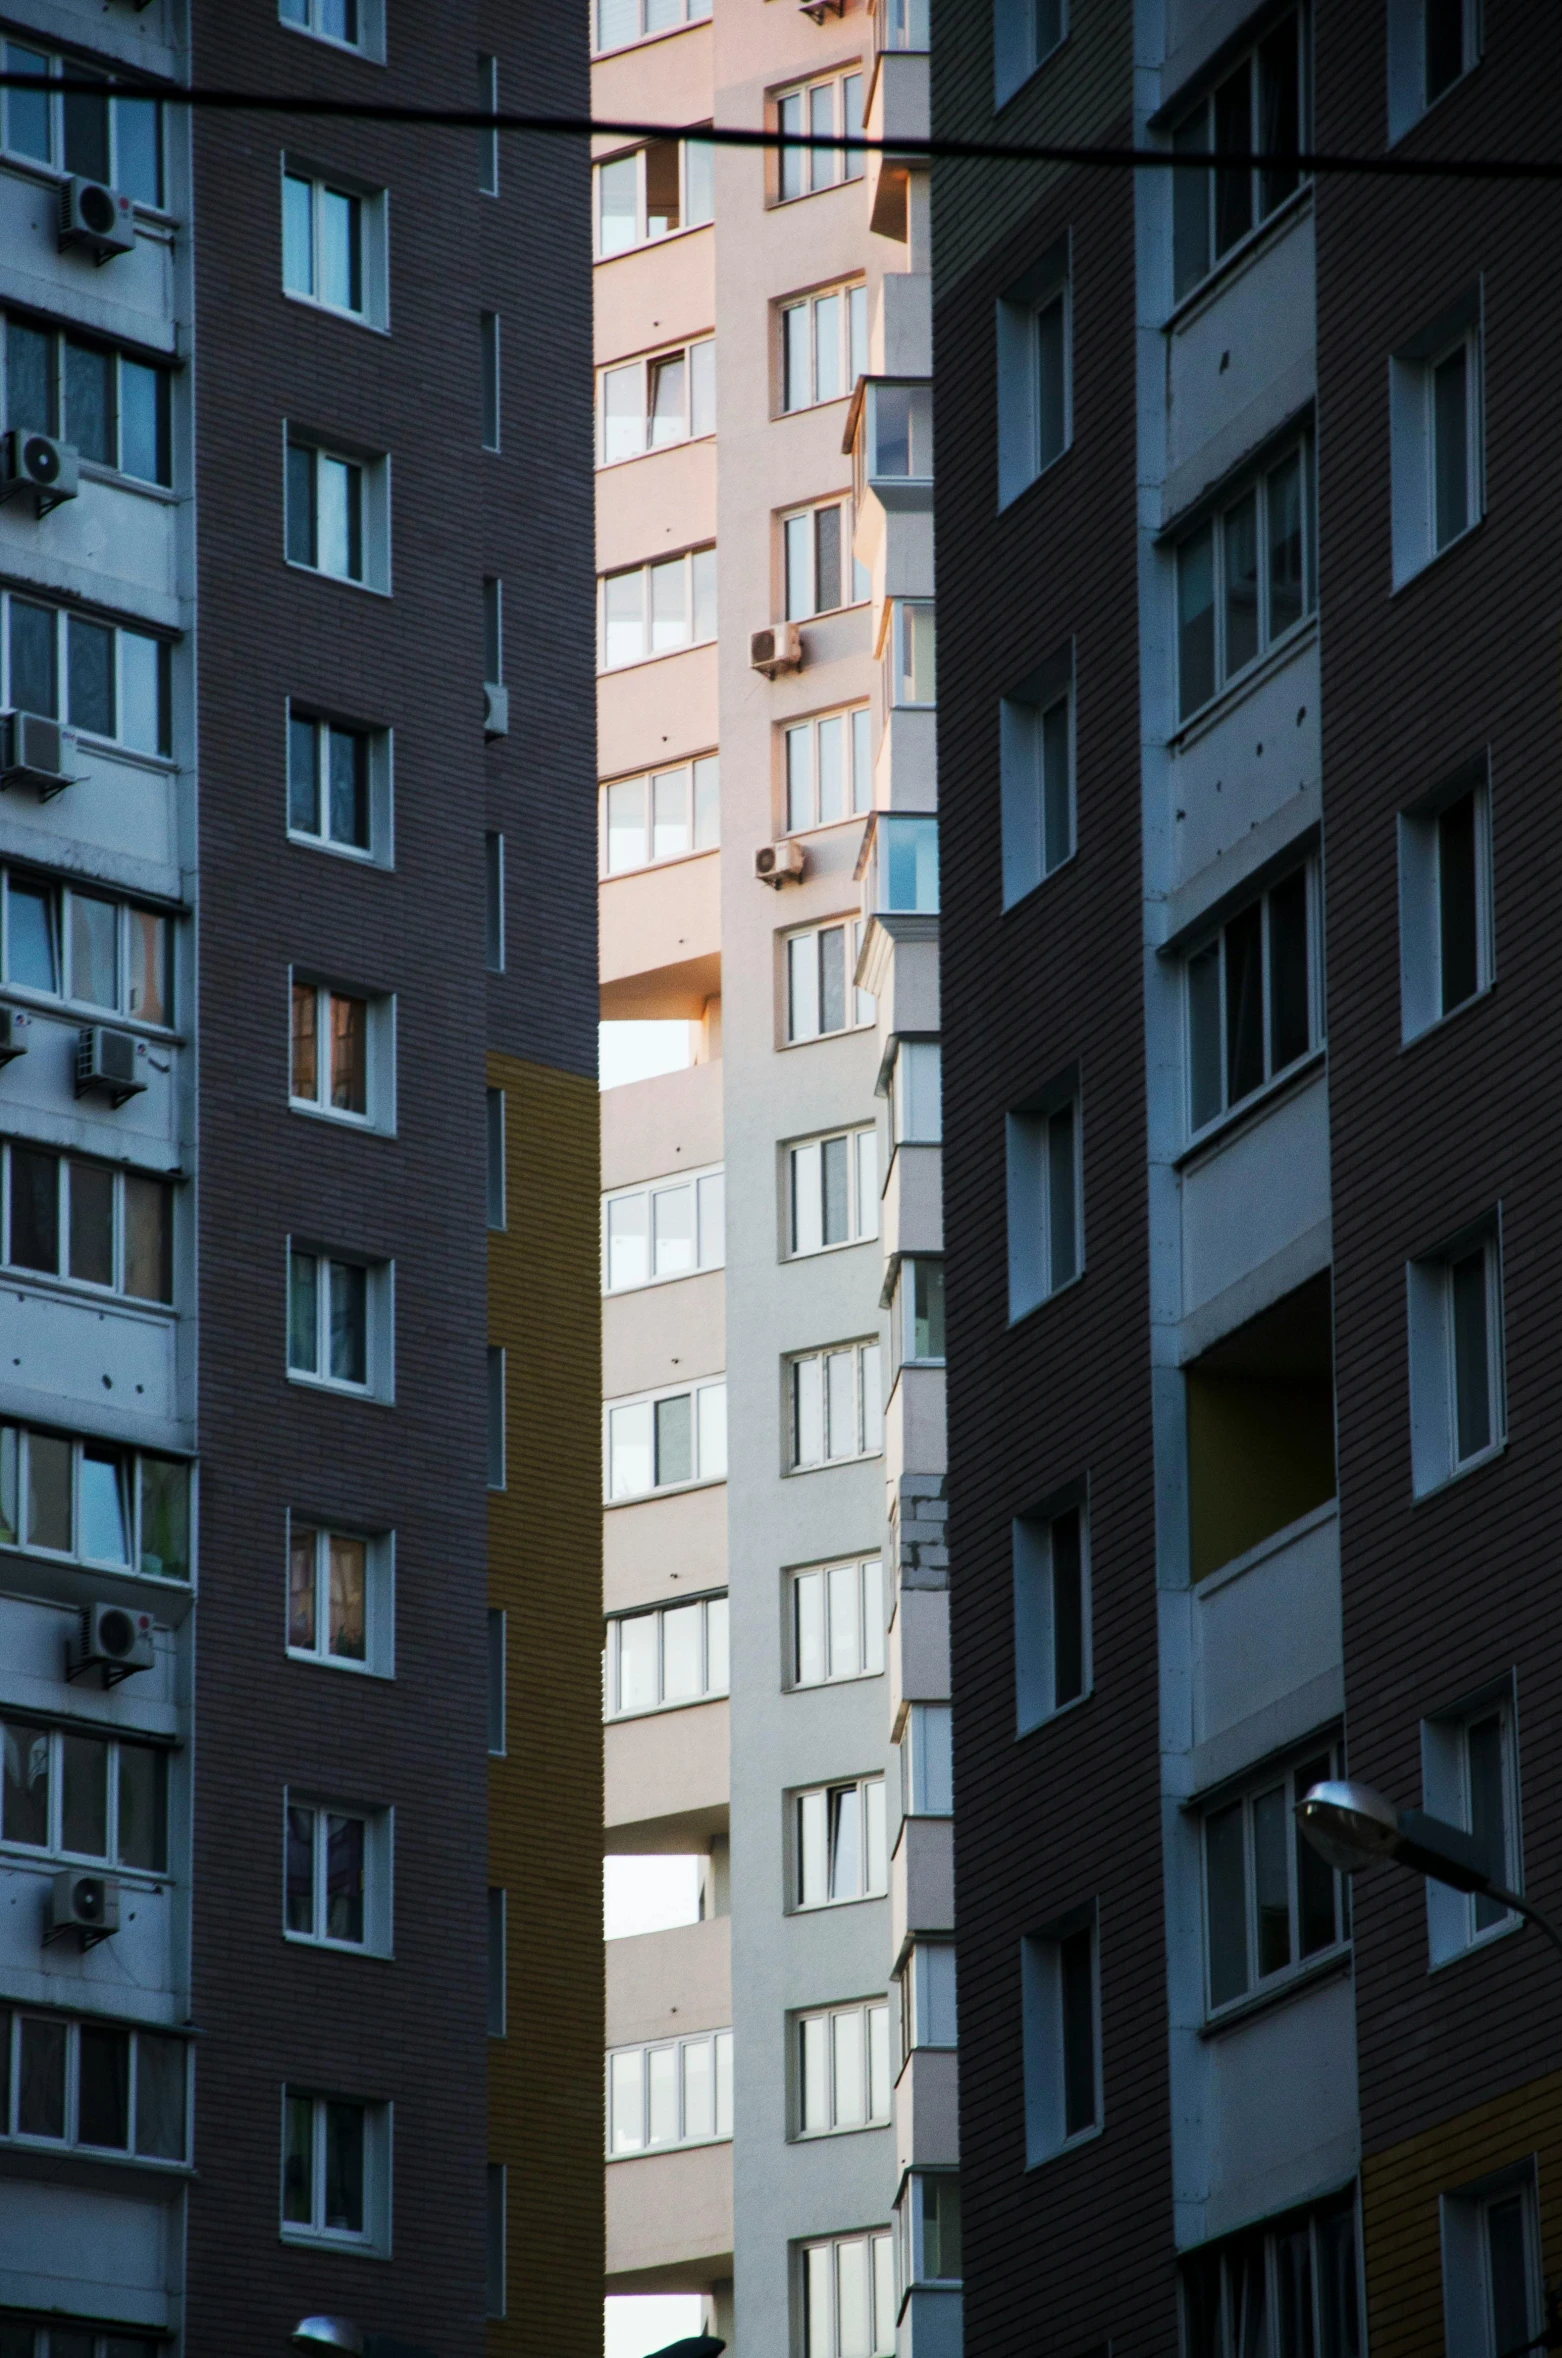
[817,715,845,824]
[697,1383,726,1479]
[5,44,53,164]
[1213,60,1254,255]
[135,2030,186,2158]
[814,292,842,401]
[328,1533,367,1659]
[607,1194,650,1291]
[827,1561,861,1678]
[798,1786,828,1906]
[832,2008,866,2125]
[1188,941,1223,1128]
[800,2014,829,2132]
[286,441,316,565]
[795,1572,826,1685]
[283,172,314,295]
[1268,869,1311,1071]
[644,139,681,236]
[1267,448,1306,638]
[7,879,59,991]
[809,82,838,193]
[330,994,367,1114]
[654,1392,693,1486]
[320,188,360,311]
[1177,525,1216,718]
[828,1782,863,1899]
[64,339,113,466]
[784,303,810,411]
[609,2048,644,2152]
[27,1430,73,1551]
[602,362,642,463]
[323,2100,365,2233]
[706,1596,729,1691]
[649,556,688,651]
[1258,20,1300,214]
[1051,1507,1085,1707]
[289,1528,319,1651]
[786,725,814,833]
[286,1801,316,1932]
[1223,901,1265,1104]
[67,617,115,738]
[3,1722,50,1846]
[1047,1103,1078,1287]
[661,1602,703,1700]
[836,2238,872,2358]
[79,1444,128,1561]
[1205,1799,1248,2006]
[697,1170,724,1265]
[116,1741,166,1871]
[78,2023,131,2148]
[113,93,162,207]
[316,455,360,580]
[648,353,686,447]
[850,285,868,382]
[138,1454,188,1581]
[289,1251,319,1373]
[9,598,58,718]
[1438,791,1480,1012]
[1486,2194,1531,2356]
[63,74,111,182]
[647,2042,678,2143]
[597,154,639,256]
[61,1730,109,1855]
[806,2245,833,2356]
[651,768,690,860]
[70,893,119,1010]
[119,358,169,486]
[608,1400,653,1497]
[825,1348,856,1458]
[785,513,812,620]
[1295,1752,1339,1957]
[690,339,716,436]
[328,727,369,847]
[1433,343,1469,549]
[17,2013,67,2137]
[1468,1711,1508,1930]
[1253,1784,1292,1976]
[793,1355,823,1467]
[693,753,719,845]
[1222,488,1260,677]
[8,1146,59,1273]
[682,2036,715,2139]
[842,72,864,178]
[124,1174,174,1303]
[326,1812,365,1940]
[617,1612,660,1713]
[605,776,647,872]
[1451,1247,1493,1460]
[328,1260,367,1384]
[869,2002,890,2117]
[68,1161,114,1288]
[862,1558,884,1672]
[292,982,319,1103]
[779,91,807,202]
[282,2093,314,2223]
[1060,1925,1095,2135]
[289,716,321,834]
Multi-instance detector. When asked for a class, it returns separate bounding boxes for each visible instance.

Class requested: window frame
[1183,859,1322,1141]
[1390,292,1484,587]
[602,1164,725,1293]
[280,159,388,331]
[779,281,868,415]
[792,1775,889,1912]
[285,1242,392,1400]
[0,42,166,207]
[1407,1216,1505,1494]
[782,495,867,622]
[1181,2191,1362,2358]
[784,917,875,1046]
[787,1338,884,1472]
[796,2229,896,2358]
[283,1790,393,1956]
[598,546,717,671]
[593,0,712,55]
[604,1375,728,1503]
[0,2007,189,2165]
[1,589,172,757]
[285,706,390,865]
[1006,1074,1083,1320]
[792,1996,891,2139]
[1441,2163,1541,2358]
[1388,0,1482,142]
[0,1139,174,1306]
[783,704,872,836]
[996,246,1070,508]
[288,973,393,1133]
[898,1939,958,2062]
[600,753,721,875]
[280,2087,391,2254]
[1199,1739,1348,2021]
[1423,1686,1522,1965]
[603,1591,730,1719]
[0,1716,170,1872]
[1021,1904,1100,2164]
[1398,762,1493,1042]
[283,430,390,593]
[1000,648,1075,906]
[772,70,866,206]
[278,0,386,60]
[883,598,937,708]
[606,2027,733,2156]
[785,1125,879,1258]
[994,0,1067,108]
[1168,7,1312,308]
[900,1702,953,1818]
[0,867,175,1025]
[1014,1493,1091,1733]
[884,1038,942,1156]
[594,134,715,260]
[597,335,716,466]
[788,1555,884,1690]
[0,1420,191,1582]
[1174,433,1315,726]
[0,311,174,488]
[897,2170,963,2291]
[286,1516,393,1679]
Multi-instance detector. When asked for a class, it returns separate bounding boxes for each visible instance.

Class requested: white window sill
[781,1025,878,1052]
[0,1845,167,1884]
[283,290,389,337]
[768,182,867,213]
[1170,613,1317,752]
[278,20,384,64]
[1002,849,1078,918]
[606,2132,732,2162]
[600,844,721,885]
[1026,2119,1102,2170]
[1177,1046,1327,1169]
[1007,1267,1086,1330]
[286,1368,385,1405]
[783,811,873,845]
[286,1645,391,1681]
[776,393,855,423]
[0,1267,174,1318]
[604,1690,729,1724]
[283,1929,391,1961]
[72,732,177,776]
[77,462,179,505]
[787,596,872,627]
[598,636,716,677]
[1429,1910,1522,1972]
[1392,513,1486,598]
[790,1891,888,1916]
[1401,979,1496,1053]
[1162,182,1313,336]
[787,1669,883,1694]
[1016,1686,1093,1742]
[279,2227,386,2259]
[289,1098,393,1140]
[787,1452,884,1476]
[603,1473,726,1510]
[0,2133,190,2173]
[792,2119,891,2143]
[284,559,391,599]
[1388,62,1483,148]
[603,1265,726,1298]
[286,829,390,871]
[1199,1943,1351,2038]
[1412,1436,1507,1505]
[784,1236,877,1264]
[0,986,181,1042]
[592,15,709,60]
[596,429,717,473]
[0,1537,189,1587]
[595,219,712,268]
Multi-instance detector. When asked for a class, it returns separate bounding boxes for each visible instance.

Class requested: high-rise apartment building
[591,3,955,2352]
[939,2,1562,2354]
[0,7,598,2355]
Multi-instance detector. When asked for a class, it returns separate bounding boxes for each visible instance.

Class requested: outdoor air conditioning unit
[1,711,75,797]
[46,1870,120,1948]
[0,429,79,515]
[483,681,509,738]
[799,0,844,16]
[0,1007,28,1066]
[68,1602,156,1687]
[76,1025,147,1107]
[755,839,807,888]
[60,177,137,262]
[751,622,803,679]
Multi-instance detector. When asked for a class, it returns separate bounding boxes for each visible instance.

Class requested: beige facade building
[591,1,954,2351]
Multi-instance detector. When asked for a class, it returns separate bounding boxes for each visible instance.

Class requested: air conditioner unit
[799,0,844,16]
[1,711,75,797]
[68,1602,156,1687]
[47,1870,120,1948]
[755,839,808,888]
[76,1025,148,1106]
[750,622,804,679]
[0,1007,28,1066]
[60,177,137,262]
[0,429,79,516]
[483,681,509,738]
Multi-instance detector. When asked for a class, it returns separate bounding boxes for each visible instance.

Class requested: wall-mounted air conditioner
[0,1007,28,1066]
[60,177,137,261]
[46,1870,120,1948]
[76,1026,148,1106]
[751,623,804,679]
[755,840,808,888]
[68,1602,156,1686]
[1,711,75,797]
[0,429,79,515]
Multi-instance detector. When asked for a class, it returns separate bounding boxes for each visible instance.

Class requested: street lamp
[291,2322,437,2358]
[1296,1779,1562,1960]
[647,2340,726,2357]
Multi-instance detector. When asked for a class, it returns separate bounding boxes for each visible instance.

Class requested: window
[1014,1497,1089,1731]
[488,1346,506,1489]
[880,0,930,47]
[898,1941,958,2061]
[1407,1219,1505,1493]
[279,0,383,58]
[598,338,715,463]
[1389,0,1481,140]
[995,0,1066,104]
[1171,10,1308,302]
[601,756,720,874]
[485,833,505,971]
[0,44,163,206]
[608,2030,733,2154]
[0,2010,186,2161]
[290,979,391,1129]
[782,285,867,413]
[775,72,865,203]
[795,1999,890,2137]
[282,167,386,328]
[287,711,386,859]
[1001,650,1073,903]
[603,1167,724,1291]
[1,591,170,755]
[1176,437,1313,720]
[487,1889,506,2034]
[783,498,867,620]
[901,1703,953,1816]
[486,2163,506,2319]
[892,1260,945,1378]
[1442,2167,1540,2358]
[1423,1690,1520,1963]
[862,814,939,918]
[600,548,716,668]
[1,871,171,1021]
[789,1341,882,1470]
[1202,1744,1345,2015]
[784,708,871,833]
[799,2231,895,2358]
[886,1039,942,1150]
[480,313,500,449]
[485,1089,506,1228]
[483,575,503,690]
[287,1521,391,1676]
[285,437,387,590]
[786,919,874,1044]
[606,1378,727,1501]
[884,600,937,707]
[285,1795,391,1953]
[595,136,714,257]
[795,1778,888,1909]
[0,1720,167,1870]
[1182,2193,1362,2358]
[997,247,1069,506]
[282,2090,388,2251]
[1391,293,1483,584]
[487,1608,506,1753]
[788,1128,878,1257]
[897,2174,962,2289]
[1399,766,1492,1040]
[1,1143,173,1304]
[595,0,711,52]
[856,380,934,489]
[1021,1906,1098,2162]
[790,1557,884,1687]
[1185,864,1318,1135]
[476,55,498,194]
[0,2326,160,2358]
[604,1594,729,1717]
[1007,1076,1082,1318]
[287,1246,389,1396]
[0,1424,189,1580]
[1,313,171,486]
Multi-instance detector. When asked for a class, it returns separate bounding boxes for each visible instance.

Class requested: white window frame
[1174,435,1315,724]
[284,431,391,593]
[891,1256,946,1379]
[605,1376,727,1502]
[597,336,716,465]
[1183,861,1321,1141]
[1021,1906,1100,2164]
[283,1790,393,1956]
[797,2229,896,2358]
[0,1139,174,1306]
[793,1997,891,2138]
[476,55,498,195]
[278,0,386,61]
[488,1345,506,1491]
[1013,1495,1090,1733]
[1407,1217,1505,1494]
[488,1608,506,1754]
[1182,2195,1363,2358]
[598,547,717,671]
[280,160,389,331]
[1200,1739,1347,2019]
[607,2029,733,2155]
[780,282,868,414]
[486,1087,506,1230]
[884,1038,942,1154]
[784,705,872,835]
[898,1941,958,2060]
[793,1777,889,1911]
[1388,0,1482,142]
[774,71,866,205]
[1169,8,1311,305]
[0,41,166,204]
[285,706,392,865]
[1398,762,1493,1042]
[1006,1076,1083,1320]
[0,311,174,489]
[781,496,868,622]
[1422,1686,1522,1965]
[901,1703,953,1817]
[594,0,712,54]
[789,1556,884,1689]
[288,972,395,1135]
[0,868,174,1024]
[0,2010,189,2165]
[600,754,720,876]
[0,1420,190,1583]
[996,245,1070,507]
[602,1165,724,1292]
[787,1339,883,1471]
[855,378,935,493]
[786,1126,878,1257]
[896,2171,963,2291]
[1441,2164,1542,2358]
[1001,646,1074,905]
[1391,291,1483,586]
[286,1517,394,1679]
[286,1243,393,1401]
[883,598,937,708]
[280,2088,391,2255]
[784,917,875,1045]
[0,1718,168,1871]
[604,1592,729,1718]
[994,0,1067,106]
[1,589,171,757]
[594,135,714,259]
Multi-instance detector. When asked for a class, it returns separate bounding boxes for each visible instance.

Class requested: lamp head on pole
[1294,1781,1403,1875]
[291,2324,365,2356]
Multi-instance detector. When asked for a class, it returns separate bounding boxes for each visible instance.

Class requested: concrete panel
[0,473,181,621]
[885,1365,947,1490]
[0,1592,180,1729]
[1203,1967,1360,2242]
[895,2043,959,2172]
[882,1141,943,1261]
[889,1587,950,1732]
[599,640,719,779]
[594,228,716,371]
[0,1006,180,1166]
[605,1696,730,1848]
[0,2173,177,2327]
[1172,637,1320,884]
[599,850,722,1019]
[0,174,176,349]
[592,24,714,158]
[891,1815,954,1957]
[1,748,182,883]
[607,1913,732,2048]
[605,1268,726,1402]
[862,921,940,1036]
[874,706,939,812]
[1166,213,1315,496]
[898,2288,963,2358]
[601,1054,724,1193]
[1181,1070,1331,1319]
[876,271,933,379]
[0,1856,180,2018]
[604,1479,728,1616]
[1192,1503,1341,1748]
[596,438,719,579]
[0,1282,178,1430]
[606,2138,734,2289]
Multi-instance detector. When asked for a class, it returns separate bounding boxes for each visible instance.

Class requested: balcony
[600,851,721,1022]
[606,2137,733,2294]
[880,1139,942,1264]
[1181,1065,1330,1326]
[895,2045,958,2176]
[891,1812,953,1961]
[864,41,929,241]
[605,1695,730,1851]
[888,1586,949,1738]
[1191,1500,1341,1759]
[607,1912,731,2050]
